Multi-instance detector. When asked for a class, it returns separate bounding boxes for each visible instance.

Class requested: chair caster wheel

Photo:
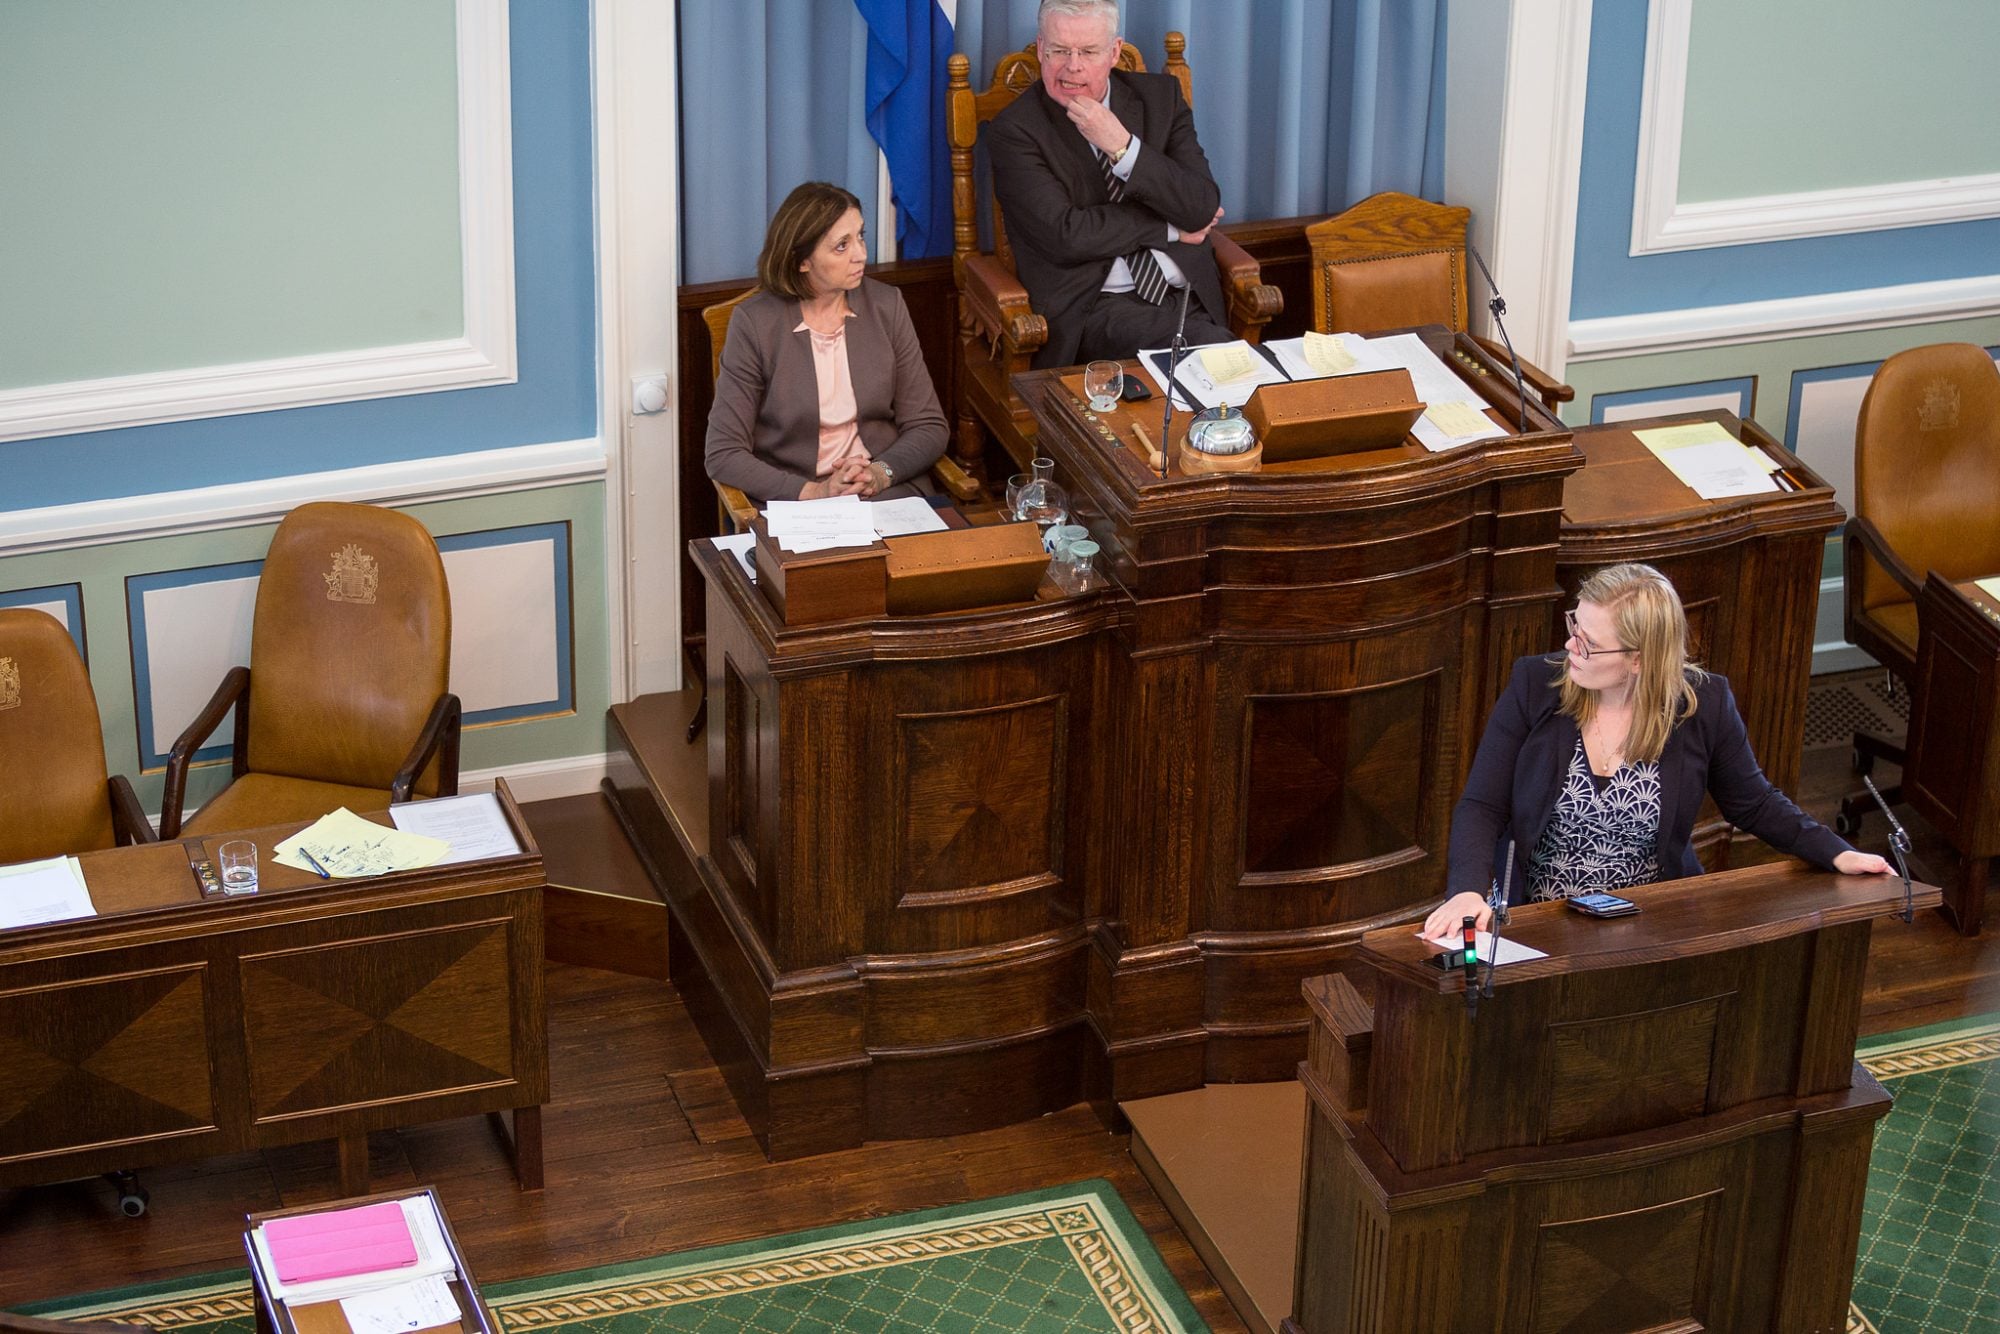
[1835,810,1860,837]
[119,1188,150,1217]
[1852,748,1875,777]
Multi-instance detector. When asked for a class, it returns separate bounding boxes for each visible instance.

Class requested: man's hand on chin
[1065,95,1132,159]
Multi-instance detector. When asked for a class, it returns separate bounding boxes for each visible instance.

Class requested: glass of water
[1084,361,1124,413]
[219,840,259,895]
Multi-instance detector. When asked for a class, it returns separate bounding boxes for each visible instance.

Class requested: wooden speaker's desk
[1905,573,2000,932]
[1289,866,1937,1334]
[0,786,547,1197]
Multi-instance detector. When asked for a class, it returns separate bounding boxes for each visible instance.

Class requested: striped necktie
[1096,147,1173,305]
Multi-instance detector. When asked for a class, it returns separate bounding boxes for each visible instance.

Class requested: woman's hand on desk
[1421,890,1494,943]
[1833,850,1893,876]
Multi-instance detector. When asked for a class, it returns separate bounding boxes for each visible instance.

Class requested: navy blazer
[1448,655,1852,901]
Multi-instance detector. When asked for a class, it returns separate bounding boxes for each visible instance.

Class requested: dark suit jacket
[1448,655,1853,901]
[704,279,947,502]
[985,72,1227,369]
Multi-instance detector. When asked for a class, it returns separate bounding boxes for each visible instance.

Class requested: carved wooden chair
[0,608,153,862]
[160,501,461,838]
[946,33,1282,474]
[1836,342,2000,834]
[701,289,978,534]
[1304,191,1573,408]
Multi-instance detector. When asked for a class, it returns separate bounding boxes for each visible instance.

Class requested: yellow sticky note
[1302,331,1356,374]
[1200,343,1259,383]
[1425,401,1492,437]
[1634,421,1736,452]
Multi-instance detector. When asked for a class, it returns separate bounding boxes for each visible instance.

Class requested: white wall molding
[1632,0,2000,256]
[1814,576,1875,676]
[0,0,517,444]
[1567,274,2000,362]
[0,437,606,558]
[463,751,610,803]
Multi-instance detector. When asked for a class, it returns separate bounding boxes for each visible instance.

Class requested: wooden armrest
[392,693,463,802]
[107,775,156,845]
[1471,335,1574,405]
[160,666,249,839]
[959,254,1048,355]
[1211,232,1282,337]
[1846,517,1925,603]
[718,483,757,534]
[932,455,980,504]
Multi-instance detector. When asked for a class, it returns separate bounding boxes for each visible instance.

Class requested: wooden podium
[1288,866,1937,1334]
[1903,573,2000,934]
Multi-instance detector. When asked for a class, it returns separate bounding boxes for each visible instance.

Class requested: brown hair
[1556,562,1705,764]
[756,182,865,301]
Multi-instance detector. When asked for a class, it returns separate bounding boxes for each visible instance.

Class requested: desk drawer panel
[241,920,517,1121]
[0,964,215,1162]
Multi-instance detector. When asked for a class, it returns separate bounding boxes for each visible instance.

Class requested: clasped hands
[1065,98,1223,244]
[799,457,888,501]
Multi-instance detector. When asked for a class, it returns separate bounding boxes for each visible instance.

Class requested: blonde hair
[1557,563,1704,764]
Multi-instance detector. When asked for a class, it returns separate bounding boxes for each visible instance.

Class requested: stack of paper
[764,496,880,553]
[274,808,449,878]
[1633,421,1779,499]
[389,792,521,866]
[249,1195,461,1334]
[1137,339,1287,409]
[0,855,97,929]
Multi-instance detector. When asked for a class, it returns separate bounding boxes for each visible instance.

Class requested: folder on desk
[265,1201,419,1284]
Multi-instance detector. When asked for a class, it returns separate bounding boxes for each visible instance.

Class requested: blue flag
[854,0,955,260]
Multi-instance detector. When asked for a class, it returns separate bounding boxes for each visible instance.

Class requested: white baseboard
[0,437,606,558]
[464,752,610,804]
[1812,573,1878,676]
[1568,274,2000,362]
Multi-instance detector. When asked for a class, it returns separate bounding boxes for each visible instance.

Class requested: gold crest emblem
[323,543,380,605]
[0,656,19,711]
[1917,378,1961,432]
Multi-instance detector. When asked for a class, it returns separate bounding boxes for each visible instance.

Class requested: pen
[300,848,331,879]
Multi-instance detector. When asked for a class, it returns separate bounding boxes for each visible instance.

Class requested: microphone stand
[1159,283,1193,481]
[1465,242,1531,433]
[1482,841,1515,1000]
[1862,775,1916,923]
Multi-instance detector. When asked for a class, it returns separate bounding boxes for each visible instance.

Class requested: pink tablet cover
[264,1200,418,1284]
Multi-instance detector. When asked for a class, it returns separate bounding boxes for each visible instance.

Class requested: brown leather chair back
[0,608,116,862]
[947,37,1174,274]
[245,502,452,795]
[1305,191,1471,334]
[1853,343,2000,616]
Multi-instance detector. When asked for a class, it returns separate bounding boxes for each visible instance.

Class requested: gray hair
[1037,0,1120,39]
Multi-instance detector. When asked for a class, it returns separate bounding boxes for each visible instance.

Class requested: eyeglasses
[1565,609,1639,661]
[1041,44,1109,63]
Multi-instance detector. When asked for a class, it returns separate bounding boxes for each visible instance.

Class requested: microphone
[1861,775,1916,923]
[1465,242,1531,433]
[1481,840,1515,1000]
[1460,914,1480,1018]
[1159,283,1193,480]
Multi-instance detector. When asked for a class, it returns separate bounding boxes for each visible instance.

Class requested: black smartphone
[1567,891,1639,918]
[1120,378,1153,402]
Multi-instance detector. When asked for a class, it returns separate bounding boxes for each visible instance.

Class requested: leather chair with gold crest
[1837,343,2000,833]
[945,32,1282,474]
[0,608,153,863]
[1304,191,1573,409]
[701,289,979,534]
[159,501,461,839]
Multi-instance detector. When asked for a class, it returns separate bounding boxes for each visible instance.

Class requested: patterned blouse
[1526,736,1662,901]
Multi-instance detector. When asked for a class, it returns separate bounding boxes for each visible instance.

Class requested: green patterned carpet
[1849,1017,2000,1333]
[14,1180,1206,1334]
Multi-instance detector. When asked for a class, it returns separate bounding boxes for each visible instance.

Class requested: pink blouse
[798,312,869,479]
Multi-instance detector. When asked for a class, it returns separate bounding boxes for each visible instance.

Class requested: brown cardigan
[704,278,948,502]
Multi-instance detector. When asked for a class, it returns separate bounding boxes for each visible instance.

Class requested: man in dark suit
[986,0,1232,368]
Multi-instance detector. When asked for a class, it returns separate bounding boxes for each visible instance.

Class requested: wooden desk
[1904,574,2000,933]
[0,787,547,1196]
[1288,865,1938,1334]
[244,1186,498,1334]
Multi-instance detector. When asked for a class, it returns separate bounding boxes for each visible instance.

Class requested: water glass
[1044,523,1089,557]
[1084,361,1124,413]
[219,840,259,895]
[1005,472,1032,521]
[1053,539,1099,595]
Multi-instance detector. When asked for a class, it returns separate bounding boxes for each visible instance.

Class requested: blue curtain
[951,0,1446,219]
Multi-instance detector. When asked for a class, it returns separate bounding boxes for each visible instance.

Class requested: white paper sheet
[390,792,520,865]
[710,532,758,581]
[0,855,96,930]
[339,1274,460,1334]
[867,496,949,537]
[1137,339,1284,409]
[1415,929,1548,967]
[1646,441,1780,498]
[763,495,880,553]
[253,1195,456,1305]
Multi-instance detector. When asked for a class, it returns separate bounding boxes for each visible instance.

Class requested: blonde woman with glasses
[1423,563,1888,939]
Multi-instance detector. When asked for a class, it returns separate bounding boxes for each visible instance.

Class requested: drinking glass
[1005,473,1032,521]
[219,840,259,895]
[1084,361,1124,413]
[1053,539,1099,595]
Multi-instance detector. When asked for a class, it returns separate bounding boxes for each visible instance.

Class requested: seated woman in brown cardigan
[704,182,948,502]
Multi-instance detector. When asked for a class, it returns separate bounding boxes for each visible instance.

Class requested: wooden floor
[1,681,1995,1323]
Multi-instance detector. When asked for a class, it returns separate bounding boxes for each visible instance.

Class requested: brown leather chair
[1837,343,2000,828]
[945,33,1282,475]
[1303,191,1573,409]
[701,289,978,534]
[160,501,461,838]
[0,608,152,863]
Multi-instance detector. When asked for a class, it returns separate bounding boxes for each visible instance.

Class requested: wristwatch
[877,462,895,484]
[1111,136,1134,166]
